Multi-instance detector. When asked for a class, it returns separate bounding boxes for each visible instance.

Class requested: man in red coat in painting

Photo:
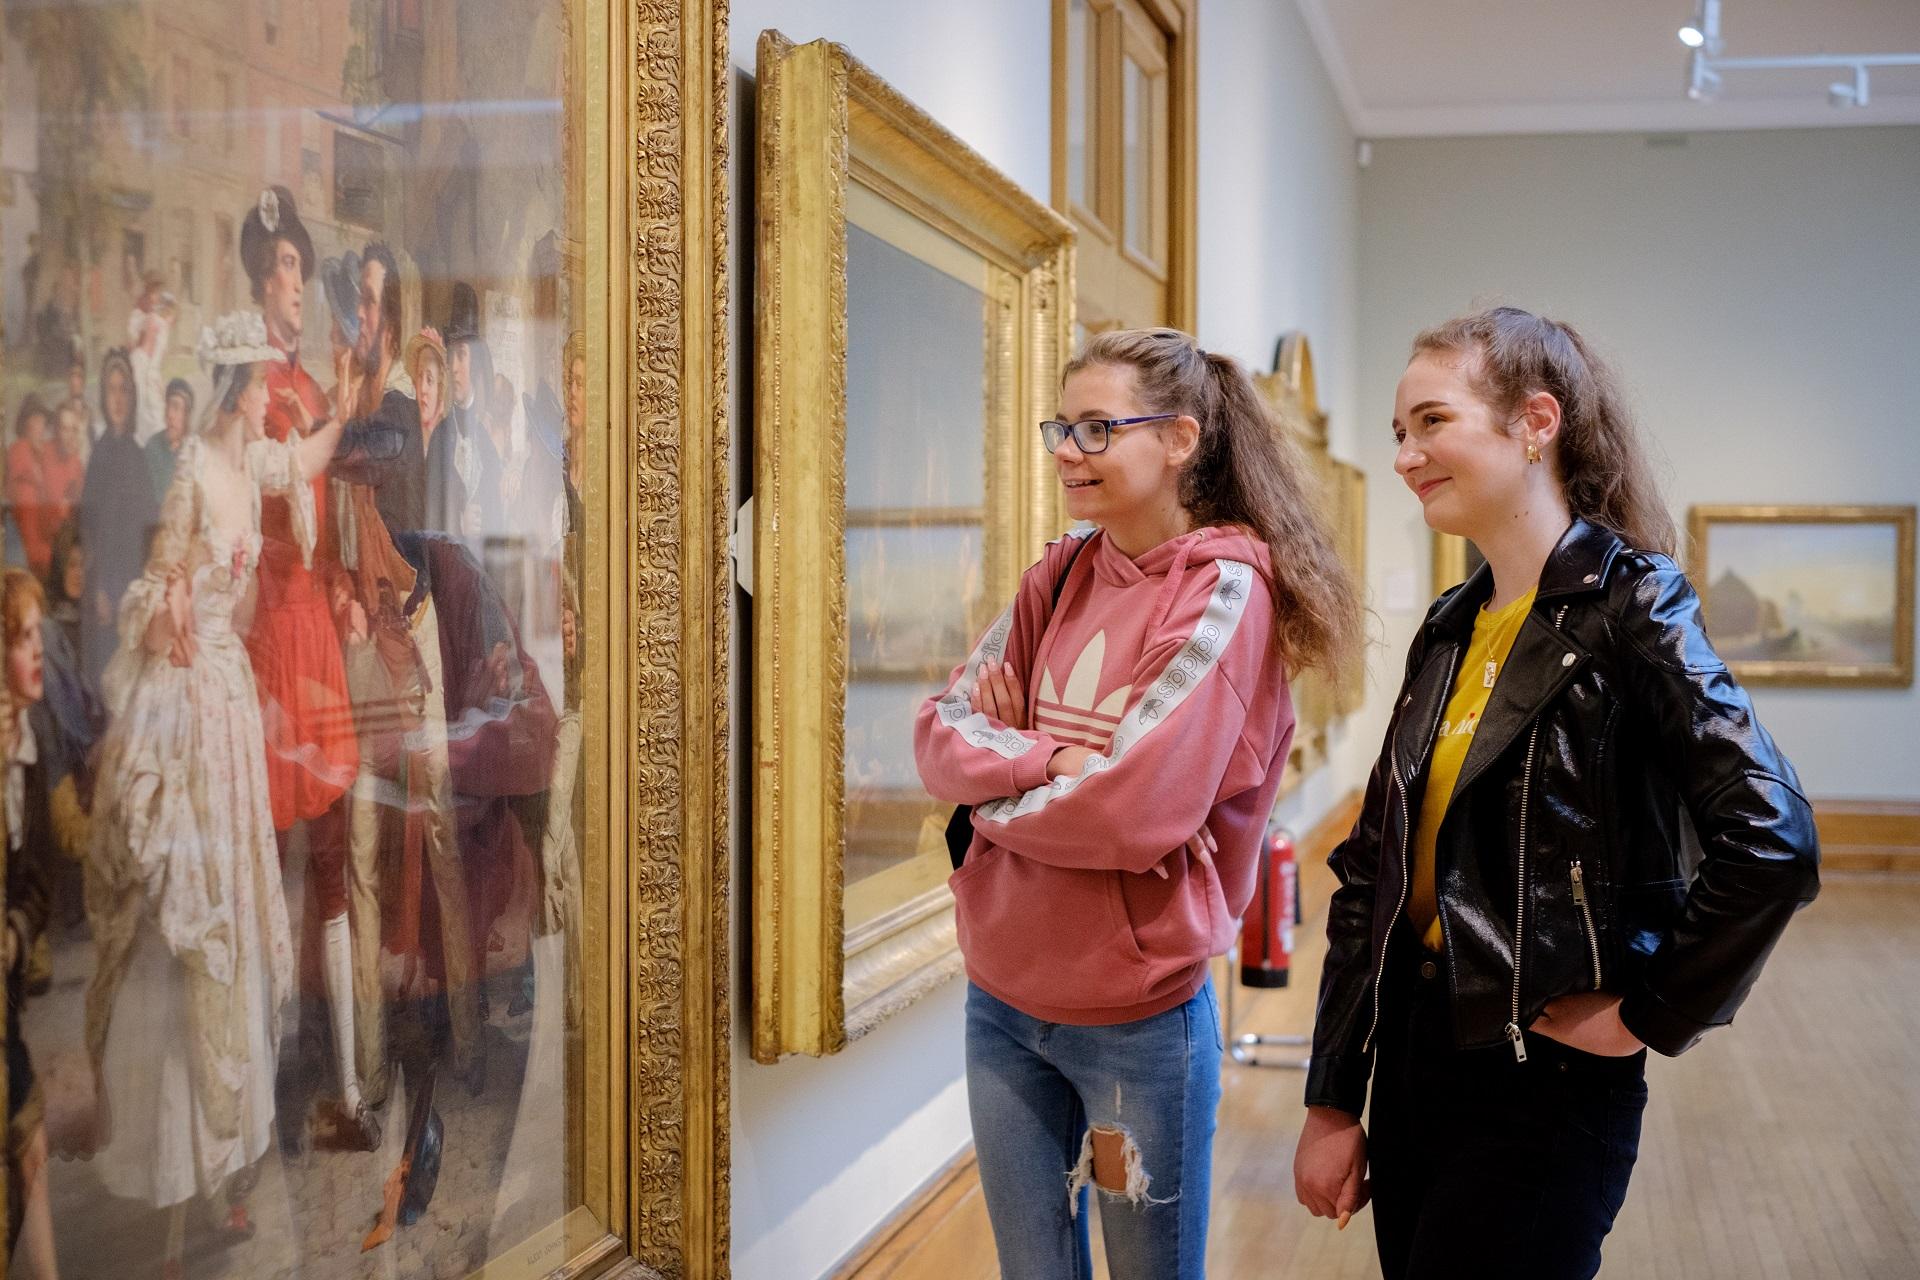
[239,187,379,1151]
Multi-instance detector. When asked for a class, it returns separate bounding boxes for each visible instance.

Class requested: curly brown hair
[1064,328,1362,684]
[2,569,46,649]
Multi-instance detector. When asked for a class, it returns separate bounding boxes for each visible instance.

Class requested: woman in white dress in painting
[82,311,343,1275]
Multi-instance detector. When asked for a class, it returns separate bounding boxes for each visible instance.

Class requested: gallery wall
[1353,125,1920,802]
[1191,0,1377,836]
[721,16,1920,1280]
[724,4,1046,1278]
[724,2,1366,1276]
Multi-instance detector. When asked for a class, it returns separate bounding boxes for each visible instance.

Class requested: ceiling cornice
[1292,0,1365,135]
[1359,95,1920,139]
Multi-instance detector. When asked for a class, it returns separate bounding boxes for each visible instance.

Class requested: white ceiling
[1295,0,1920,137]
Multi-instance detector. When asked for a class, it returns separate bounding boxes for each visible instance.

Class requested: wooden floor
[1199,867,1920,1279]
[850,865,1920,1278]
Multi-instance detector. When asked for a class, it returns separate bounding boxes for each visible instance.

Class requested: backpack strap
[946,530,1092,870]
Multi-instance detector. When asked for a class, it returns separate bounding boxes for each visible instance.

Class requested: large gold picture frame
[1688,504,1916,689]
[0,0,728,1276]
[606,4,731,1276]
[751,32,1074,1061]
[439,5,734,1274]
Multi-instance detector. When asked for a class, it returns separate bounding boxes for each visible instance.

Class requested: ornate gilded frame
[1686,504,1916,688]
[1252,332,1364,795]
[0,2,730,1277]
[751,32,1074,1060]
[585,1,730,1276]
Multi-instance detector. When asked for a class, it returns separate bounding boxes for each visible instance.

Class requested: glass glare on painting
[0,2,587,1275]
[843,219,991,915]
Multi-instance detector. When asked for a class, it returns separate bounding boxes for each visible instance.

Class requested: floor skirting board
[830,1147,995,1280]
[1814,798,1920,873]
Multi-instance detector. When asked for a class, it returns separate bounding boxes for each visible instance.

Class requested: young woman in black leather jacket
[1293,307,1820,1279]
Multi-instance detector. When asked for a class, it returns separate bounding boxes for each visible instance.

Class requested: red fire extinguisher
[1240,826,1298,988]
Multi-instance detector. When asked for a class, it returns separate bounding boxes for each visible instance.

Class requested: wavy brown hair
[1064,328,1361,683]
[2,569,45,649]
[1412,307,1675,556]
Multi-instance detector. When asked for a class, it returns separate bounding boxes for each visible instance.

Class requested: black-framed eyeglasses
[1038,414,1175,455]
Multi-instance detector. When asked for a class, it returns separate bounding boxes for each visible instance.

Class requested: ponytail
[1065,329,1362,684]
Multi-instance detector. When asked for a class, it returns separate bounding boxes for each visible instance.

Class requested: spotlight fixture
[1677,0,1718,53]
[1677,0,1920,110]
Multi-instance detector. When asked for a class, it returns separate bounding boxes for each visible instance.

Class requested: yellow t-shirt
[1408,586,1537,952]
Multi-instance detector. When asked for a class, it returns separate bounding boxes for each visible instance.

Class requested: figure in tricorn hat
[240,186,385,1155]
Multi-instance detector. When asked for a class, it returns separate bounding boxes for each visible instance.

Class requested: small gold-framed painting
[1689,505,1916,688]
[751,32,1074,1060]
[1431,532,1486,595]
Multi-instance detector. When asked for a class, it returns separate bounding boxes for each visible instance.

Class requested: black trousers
[1368,936,1648,1280]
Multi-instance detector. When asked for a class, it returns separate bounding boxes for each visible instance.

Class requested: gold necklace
[1481,598,1530,688]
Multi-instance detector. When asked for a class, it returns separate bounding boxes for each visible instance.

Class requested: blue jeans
[965,981,1223,1280]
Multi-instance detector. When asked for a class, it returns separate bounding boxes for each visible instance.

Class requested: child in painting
[59,358,91,449]
[51,402,88,481]
[43,406,86,549]
[82,311,344,1277]
[144,379,195,506]
[126,272,176,447]
[6,398,59,581]
[3,570,68,1280]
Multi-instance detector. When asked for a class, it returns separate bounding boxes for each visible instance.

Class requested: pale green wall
[1352,125,1920,801]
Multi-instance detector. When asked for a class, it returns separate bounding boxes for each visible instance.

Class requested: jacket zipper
[1506,604,1570,1063]
[1361,766,1414,1057]
[1362,674,1449,1057]
[1570,862,1604,990]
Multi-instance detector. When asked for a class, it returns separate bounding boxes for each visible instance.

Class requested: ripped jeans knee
[1066,1124,1179,1217]
[963,980,1222,1278]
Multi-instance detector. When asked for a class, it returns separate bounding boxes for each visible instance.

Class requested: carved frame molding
[597,1,732,1277]
[751,31,1074,1061]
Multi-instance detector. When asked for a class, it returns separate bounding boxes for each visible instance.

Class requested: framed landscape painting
[1689,505,1916,688]
[751,32,1074,1060]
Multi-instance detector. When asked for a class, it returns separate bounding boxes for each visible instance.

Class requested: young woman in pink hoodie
[914,327,1360,1279]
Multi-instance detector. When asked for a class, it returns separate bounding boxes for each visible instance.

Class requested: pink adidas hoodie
[914,525,1295,1025]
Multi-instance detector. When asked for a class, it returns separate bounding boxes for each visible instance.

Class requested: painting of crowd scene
[1699,514,1909,675]
[0,1,588,1275]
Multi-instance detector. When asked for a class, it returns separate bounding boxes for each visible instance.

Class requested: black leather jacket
[1306,520,1819,1116]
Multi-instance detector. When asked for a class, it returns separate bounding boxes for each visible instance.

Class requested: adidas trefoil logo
[1036,630,1131,750]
